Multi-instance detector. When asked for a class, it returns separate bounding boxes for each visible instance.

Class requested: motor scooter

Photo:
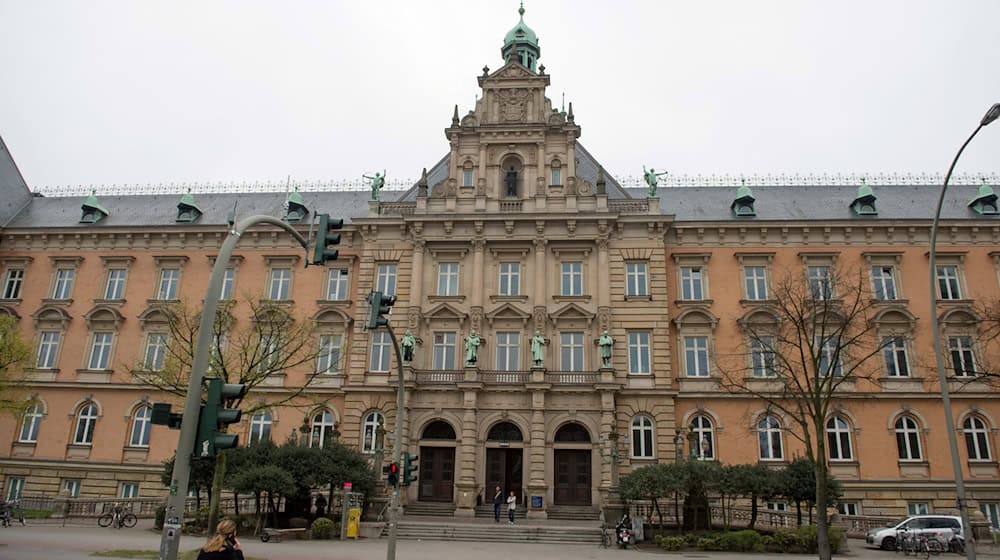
[616,514,632,549]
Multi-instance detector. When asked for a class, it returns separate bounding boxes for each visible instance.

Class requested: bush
[20,509,53,519]
[696,534,723,551]
[311,517,334,540]
[718,529,763,552]
[656,535,685,550]
[183,506,211,534]
[155,505,166,530]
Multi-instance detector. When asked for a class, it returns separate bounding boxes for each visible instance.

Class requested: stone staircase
[545,505,601,521]
[403,501,457,517]
[385,519,602,544]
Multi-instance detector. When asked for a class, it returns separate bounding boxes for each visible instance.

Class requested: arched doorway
[485,421,524,501]
[553,422,592,505]
[419,420,456,502]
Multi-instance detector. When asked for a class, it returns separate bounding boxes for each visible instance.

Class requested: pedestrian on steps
[493,486,503,523]
[507,491,517,525]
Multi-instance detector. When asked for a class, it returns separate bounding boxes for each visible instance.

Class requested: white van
[865,515,963,550]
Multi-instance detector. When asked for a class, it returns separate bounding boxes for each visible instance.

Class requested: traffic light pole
[384,325,405,560]
[159,215,309,560]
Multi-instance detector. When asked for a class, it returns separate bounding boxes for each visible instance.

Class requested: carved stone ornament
[533,306,547,333]
[470,307,483,331]
[408,308,422,331]
[501,66,533,78]
[497,89,529,122]
[461,113,479,127]
[598,307,611,333]
[577,180,592,195]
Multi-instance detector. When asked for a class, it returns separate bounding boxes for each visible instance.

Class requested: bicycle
[98,504,137,529]
[599,524,611,548]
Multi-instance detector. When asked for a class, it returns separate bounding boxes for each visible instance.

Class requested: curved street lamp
[928,102,1000,560]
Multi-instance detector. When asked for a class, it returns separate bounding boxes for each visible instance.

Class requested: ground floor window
[119,482,140,498]
[907,502,929,515]
[837,502,859,516]
[5,477,23,500]
[62,479,81,498]
[980,503,1000,530]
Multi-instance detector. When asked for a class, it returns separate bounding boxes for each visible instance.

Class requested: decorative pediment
[84,305,125,329]
[673,307,719,330]
[485,303,531,327]
[737,307,779,329]
[313,307,352,327]
[0,305,20,320]
[423,302,468,328]
[491,63,536,79]
[32,304,72,328]
[873,307,918,327]
[138,305,174,327]
[549,302,595,328]
[939,307,980,327]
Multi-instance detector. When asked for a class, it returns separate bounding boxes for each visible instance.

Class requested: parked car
[865,515,963,550]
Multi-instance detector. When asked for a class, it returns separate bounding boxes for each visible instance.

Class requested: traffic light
[401,452,419,486]
[150,403,183,430]
[366,290,396,329]
[382,462,399,487]
[310,213,343,266]
[195,377,247,458]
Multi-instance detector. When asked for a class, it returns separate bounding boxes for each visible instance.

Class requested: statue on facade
[642,166,668,197]
[363,170,386,201]
[530,330,546,367]
[401,330,416,362]
[598,330,614,368]
[505,167,518,197]
[464,329,481,366]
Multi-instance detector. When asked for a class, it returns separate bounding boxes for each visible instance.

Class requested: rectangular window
[808,266,832,300]
[627,331,651,374]
[561,262,582,296]
[88,333,114,370]
[744,266,768,300]
[560,332,585,371]
[816,336,842,376]
[220,268,235,300]
[258,336,279,373]
[883,337,910,377]
[498,263,520,296]
[684,336,710,377]
[369,331,391,372]
[3,268,24,299]
[437,263,459,296]
[751,336,776,377]
[551,167,561,185]
[625,262,648,297]
[936,265,961,300]
[104,269,127,300]
[980,503,1000,530]
[837,502,859,516]
[376,263,398,297]
[268,268,291,300]
[871,266,897,300]
[6,477,23,500]
[144,334,167,371]
[326,268,349,300]
[37,331,61,369]
[907,502,930,516]
[432,332,457,370]
[462,169,474,187]
[495,332,520,371]
[52,268,75,299]
[680,267,704,300]
[949,336,976,376]
[62,479,81,498]
[157,268,179,300]
[317,334,343,374]
[119,482,140,498]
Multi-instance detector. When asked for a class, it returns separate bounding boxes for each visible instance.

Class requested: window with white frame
[908,502,930,515]
[882,336,910,377]
[560,332,585,371]
[627,331,651,374]
[129,405,152,447]
[157,268,180,300]
[689,415,715,460]
[808,266,833,300]
[310,410,337,448]
[369,331,391,371]
[52,268,75,300]
[980,503,1000,530]
[375,263,397,297]
[268,268,292,300]
[248,411,272,444]
[631,416,654,458]
[2,268,24,299]
[684,336,710,377]
[895,416,923,460]
[498,262,520,296]
[837,502,859,516]
[680,267,704,300]
[757,416,784,460]
[36,331,61,369]
[751,336,776,377]
[317,334,343,374]
[949,336,976,376]
[432,332,457,369]
[816,336,842,376]
[625,262,648,297]
[495,332,520,371]
[103,269,127,300]
[362,411,384,453]
[144,333,167,371]
[18,403,42,443]
[88,332,114,370]
[560,262,583,296]
[826,415,853,461]
[258,335,279,373]
[744,266,768,301]
[463,168,474,187]
[74,403,99,445]
[936,265,962,300]
[326,268,349,300]
[871,265,897,300]
[551,163,561,185]
[220,267,235,300]
[963,416,991,461]
[6,477,23,500]
[437,263,459,296]
[119,482,140,498]
[62,479,81,498]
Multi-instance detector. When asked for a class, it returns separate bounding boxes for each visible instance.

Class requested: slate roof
[0,135,33,227]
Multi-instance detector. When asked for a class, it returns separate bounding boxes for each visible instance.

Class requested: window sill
[66,444,92,460]
[310,373,345,388]
[0,298,22,305]
[969,461,999,478]
[146,298,179,306]
[898,461,930,478]
[41,298,73,306]
[75,369,113,383]
[935,298,974,306]
[739,298,776,306]
[428,295,466,303]
[92,298,126,306]
[258,299,295,306]
[316,299,353,306]
[675,299,714,307]
[870,298,909,306]
[629,456,657,463]
[258,373,286,387]
[11,442,36,457]
[490,295,528,304]
[552,295,591,303]
[25,368,59,381]
[624,295,652,302]
[878,376,923,392]
[122,447,150,463]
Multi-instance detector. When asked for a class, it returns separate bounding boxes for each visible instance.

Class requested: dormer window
[850,179,877,215]
[285,190,309,222]
[80,192,109,224]
[176,190,202,223]
[731,180,756,216]
[969,179,999,215]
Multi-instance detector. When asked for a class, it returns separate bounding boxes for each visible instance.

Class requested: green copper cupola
[176,189,202,222]
[80,190,109,223]
[850,178,877,215]
[501,2,540,71]
[968,178,999,215]
[731,179,756,216]
[285,188,309,222]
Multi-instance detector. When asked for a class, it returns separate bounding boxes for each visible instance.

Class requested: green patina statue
[464,330,481,366]
[401,330,416,362]
[643,166,668,197]
[598,330,614,368]
[363,170,386,201]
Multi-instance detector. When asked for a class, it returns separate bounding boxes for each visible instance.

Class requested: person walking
[506,491,517,525]
[196,519,245,560]
[492,486,503,523]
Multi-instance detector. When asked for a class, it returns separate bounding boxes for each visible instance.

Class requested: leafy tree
[619,464,686,530]
[230,464,295,531]
[778,457,842,526]
[0,315,32,414]
[726,463,777,529]
[161,456,216,509]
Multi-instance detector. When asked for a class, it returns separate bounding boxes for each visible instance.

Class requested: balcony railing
[546,371,598,384]
[410,369,598,386]
[479,370,528,384]
[414,370,463,384]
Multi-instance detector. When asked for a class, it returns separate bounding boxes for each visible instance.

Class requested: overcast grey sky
[1,0,998,190]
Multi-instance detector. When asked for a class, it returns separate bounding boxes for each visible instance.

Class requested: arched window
[894,416,922,460]
[248,411,272,445]
[963,416,991,461]
[74,403,99,445]
[554,422,591,443]
[422,420,457,440]
[757,416,783,460]
[487,422,523,442]
[18,403,43,443]
[689,415,715,460]
[309,410,337,449]
[631,416,654,458]
[129,405,152,447]
[826,416,853,461]
[362,411,384,453]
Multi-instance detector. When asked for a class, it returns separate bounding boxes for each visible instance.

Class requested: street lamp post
[928,102,1000,560]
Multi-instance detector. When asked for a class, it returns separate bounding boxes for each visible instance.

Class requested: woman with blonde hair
[196,519,245,560]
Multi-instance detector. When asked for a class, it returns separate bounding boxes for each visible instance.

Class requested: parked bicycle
[98,502,137,529]
[895,528,947,558]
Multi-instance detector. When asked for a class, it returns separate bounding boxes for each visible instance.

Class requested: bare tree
[715,265,889,560]
[0,315,32,414]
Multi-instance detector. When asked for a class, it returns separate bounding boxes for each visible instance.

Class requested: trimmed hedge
[656,526,844,554]
[311,517,334,540]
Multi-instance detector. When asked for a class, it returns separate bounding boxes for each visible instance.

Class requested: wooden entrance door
[553,449,591,505]
[418,446,455,502]
[485,448,523,500]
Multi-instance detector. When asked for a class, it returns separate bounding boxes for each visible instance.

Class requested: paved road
[1,525,997,560]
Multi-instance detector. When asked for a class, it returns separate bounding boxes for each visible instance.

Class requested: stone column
[410,239,425,306]
[532,237,546,308]
[526,392,548,519]
[471,239,485,331]
[455,389,480,517]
